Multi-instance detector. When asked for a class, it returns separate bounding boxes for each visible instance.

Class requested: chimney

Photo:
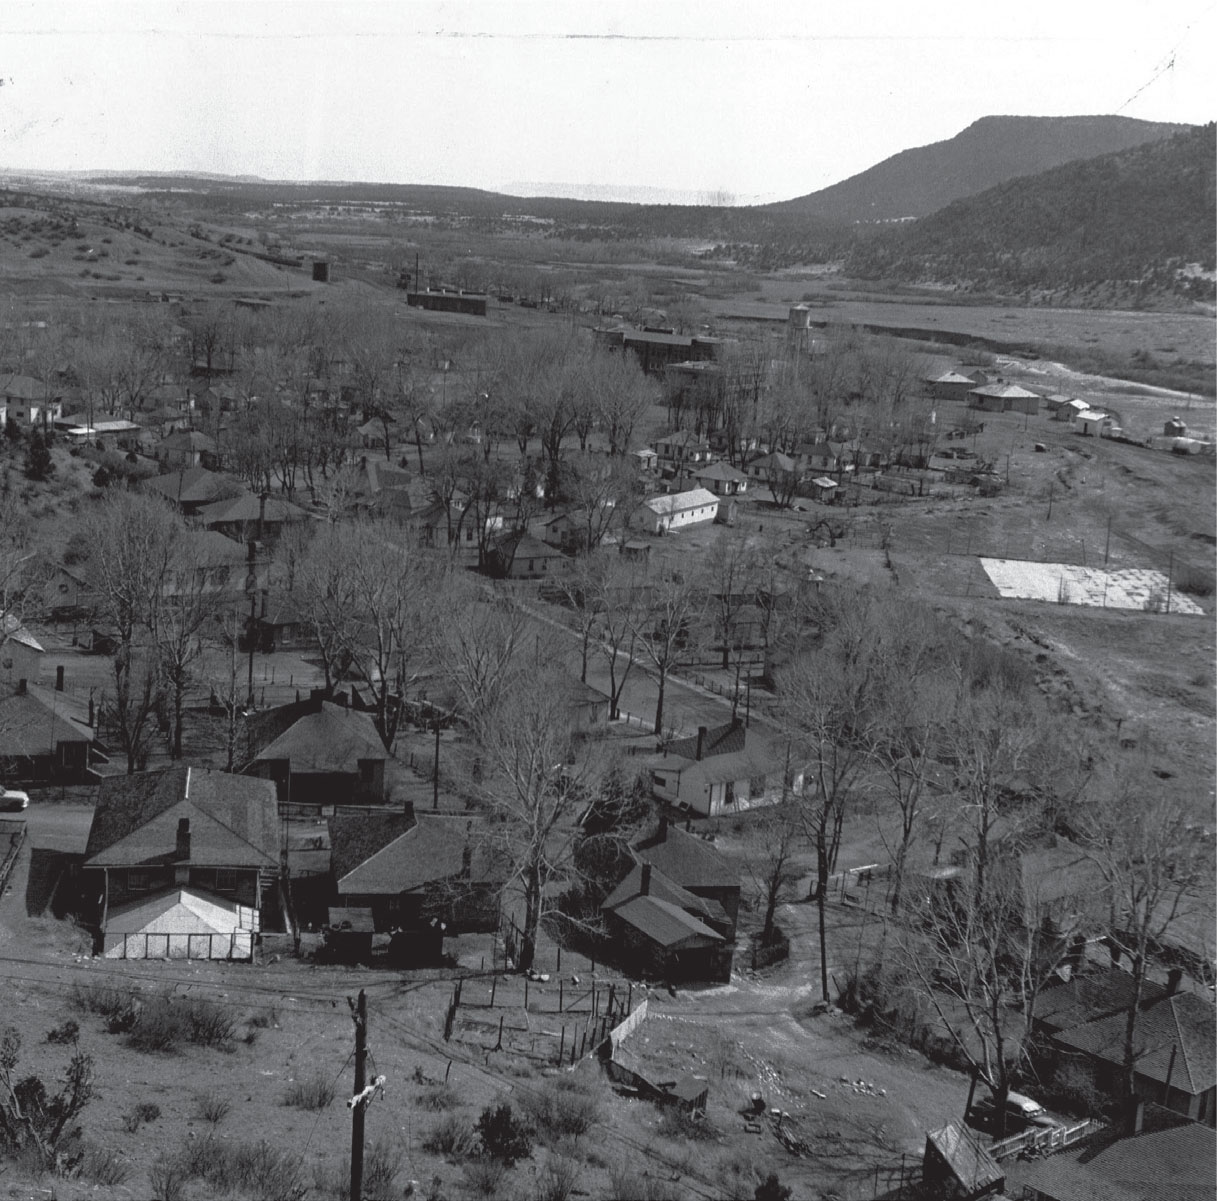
[258,491,268,542]
[640,862,652,896]
[55,665,65,692]
[658,815,668,842]
[696,726,707,761]
[1125,1098,1144,1137]
[1166,967,1183,995]
[176,817,191,861]
[15,679,26,695]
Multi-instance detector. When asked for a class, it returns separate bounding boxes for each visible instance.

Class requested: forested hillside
[768,115,1190,222]
[844,124,1217,305]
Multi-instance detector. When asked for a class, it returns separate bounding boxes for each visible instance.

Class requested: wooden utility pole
[433,717,441,810]
[350,990,367,1201]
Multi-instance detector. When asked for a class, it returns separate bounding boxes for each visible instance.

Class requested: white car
[0,787,30,812]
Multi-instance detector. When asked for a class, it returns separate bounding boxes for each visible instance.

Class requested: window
[215,869,238,893]
[127,870,151,893]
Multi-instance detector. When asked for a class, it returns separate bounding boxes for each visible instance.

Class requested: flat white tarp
[979,559,1205,615]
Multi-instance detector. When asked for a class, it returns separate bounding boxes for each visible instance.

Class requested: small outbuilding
[922,1122,1005,1199]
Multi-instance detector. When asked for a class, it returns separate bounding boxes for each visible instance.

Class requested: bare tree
[898,836,1062,1136]
[295,520,439,747]
[1077,761,1215,1100]
[584,349,656,456]
[596,562,643,722]
[473,667,603,971]
[629,569,705,736]
[82,493,180,773]
[155,545,222,760]
[778,594,886,1001]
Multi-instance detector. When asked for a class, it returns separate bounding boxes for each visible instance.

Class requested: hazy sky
[2,1,1213,202]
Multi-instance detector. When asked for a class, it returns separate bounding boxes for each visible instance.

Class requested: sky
[1,1,1213,203]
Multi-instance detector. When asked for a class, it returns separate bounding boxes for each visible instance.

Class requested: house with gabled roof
[245,700,388,810]
[155,428,219,470]
[0,373,63,428]
[143,466,242,516]
[967,382,1041,414]
[1018,1113,1214,1201]
[924,371,986,403]
[328,813,506,963]
[641,487,720,534]
[83,765,280,959]
[691,460,749,496]
[196,493,311,544]
[600,819,739,982]
[1,614,44,689]
[645,719,803,818]
[1053,989,1216,1126]
[0,681,101,783]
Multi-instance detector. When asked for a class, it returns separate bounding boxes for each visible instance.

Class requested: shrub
[476,1102,532,1165]
[657,1108,718,1142]
[125,999,185,1051]
[417,1083,461,1110]
[79,1142,129,1185]
[537,1154,580,1201]
[283,1072,336,1111]
[461,1157,508,1199]
[179,997,235,1047]
[173,1136,305,1200]
[121,1102,159,1132]
[196,1090,232,1125]
[422,1112,478,1158]
[519,1077,600,1142]
[148,1156,187,1201]
[364,1138,404,1197]
[606,1166,685,1201]
[248,1005,280,1029]
[1175,564,1215,597]
[71,981,138,1022]
[754,1173,792,1201]
[45,1020,80,1045]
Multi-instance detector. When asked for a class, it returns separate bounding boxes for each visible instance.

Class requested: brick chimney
[176,817,191,861]
[695,726,707,760]
[640,862,651,896]
[1166,967,1183,995]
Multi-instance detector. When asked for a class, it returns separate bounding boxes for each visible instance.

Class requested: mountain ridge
[768,115,1194,223]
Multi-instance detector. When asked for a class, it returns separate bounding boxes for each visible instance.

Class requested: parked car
[0,787,30,812]
[967,1090,1058,1134]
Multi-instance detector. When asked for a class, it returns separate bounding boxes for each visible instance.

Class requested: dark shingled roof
[196,493,310,527]
[634,824,737,892]
[1035,966,1167,1034]
[327,813,413,885]
[665,719,747,762]
[144,467,240,506]
[252,702,386,774]
[331,814,506,895]
[610,896,722,948]
[1019,1121,1215,1201]
[85,766,278,869]
[0,689,93,758]
[1055,991,1216,1096]
[602,863,727,927]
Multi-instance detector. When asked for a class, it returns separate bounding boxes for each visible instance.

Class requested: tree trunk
[816,847,830,1003]
[520,870,541,972]
[653,671,667,736]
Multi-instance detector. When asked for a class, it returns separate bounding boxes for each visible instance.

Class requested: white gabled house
[641,487,721,534]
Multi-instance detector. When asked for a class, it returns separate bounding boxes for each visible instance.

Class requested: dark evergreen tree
[23,431,54,481]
